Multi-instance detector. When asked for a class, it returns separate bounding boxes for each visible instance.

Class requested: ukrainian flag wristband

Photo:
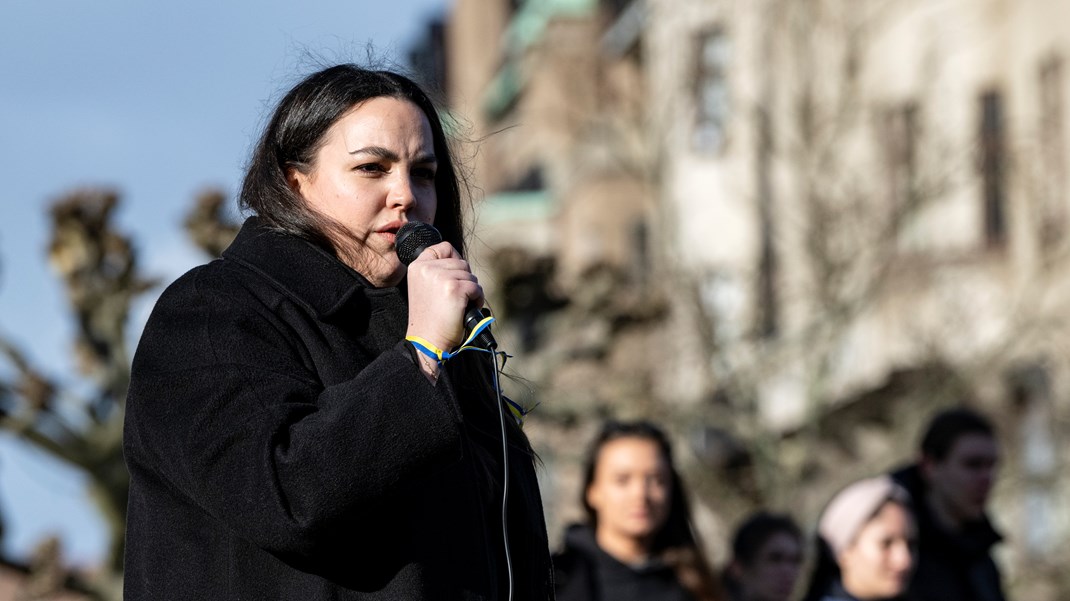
[406,336,451,365]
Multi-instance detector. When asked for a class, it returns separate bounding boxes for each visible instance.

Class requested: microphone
[395,221,497,350]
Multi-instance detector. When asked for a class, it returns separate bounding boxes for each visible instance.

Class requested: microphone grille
[395,221,443,265]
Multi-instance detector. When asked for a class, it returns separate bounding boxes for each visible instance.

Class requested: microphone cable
[489,347,515,601]
[411,319,515,600]
[394,222,520,598]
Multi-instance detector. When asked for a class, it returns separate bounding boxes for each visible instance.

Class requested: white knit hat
[818,475,912,556]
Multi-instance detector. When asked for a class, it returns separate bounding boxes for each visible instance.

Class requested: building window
[755,107,778,338]
[979,90,1007,248]
[693,27,730,154]
[1038,55,1066,250]
[1008,364,1059,558]
[601,0,636,22]
[881,103,919,223]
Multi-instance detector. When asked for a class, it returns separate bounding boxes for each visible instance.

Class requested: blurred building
[423,0,1070,595]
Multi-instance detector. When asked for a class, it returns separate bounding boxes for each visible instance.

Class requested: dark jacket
[891,465,1007,601]
[123,218,552,600]
[553,524,692,601]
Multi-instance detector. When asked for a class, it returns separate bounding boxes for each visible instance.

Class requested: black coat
[123,218,552,600]
[553,524,692,601]
[891,465,1007,601]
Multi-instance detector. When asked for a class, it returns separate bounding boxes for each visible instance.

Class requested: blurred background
[1,0,1068,599]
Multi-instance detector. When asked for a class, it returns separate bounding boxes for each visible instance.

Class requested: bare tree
[0,187,238,600]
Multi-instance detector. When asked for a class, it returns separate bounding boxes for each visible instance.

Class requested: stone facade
[435,0,1070,596]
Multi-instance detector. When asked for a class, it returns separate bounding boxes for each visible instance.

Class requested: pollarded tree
[0,188,238,600]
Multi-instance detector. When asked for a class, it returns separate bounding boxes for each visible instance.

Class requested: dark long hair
[582,420,723,601]
[241,64,549,597]
[800,536,840,601]
[239,64,465,262]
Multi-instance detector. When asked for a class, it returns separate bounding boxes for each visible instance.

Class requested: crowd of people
[121,62,1011,600]
[552,408,1006,601]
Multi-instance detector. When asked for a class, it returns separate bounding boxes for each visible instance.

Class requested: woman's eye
[413,167,437,181]
[356,163,386,173]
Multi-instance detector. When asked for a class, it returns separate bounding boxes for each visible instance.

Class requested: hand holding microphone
[396,221,497,356]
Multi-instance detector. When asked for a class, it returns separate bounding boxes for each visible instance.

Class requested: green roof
[507,0,597,53]
[478,190,554,224]
[483,60,523,121]
[484,0,598,120]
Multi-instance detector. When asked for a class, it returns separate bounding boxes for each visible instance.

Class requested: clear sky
[0,0,448,567]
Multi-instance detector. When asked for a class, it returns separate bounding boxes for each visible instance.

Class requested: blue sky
[0,0,447,567]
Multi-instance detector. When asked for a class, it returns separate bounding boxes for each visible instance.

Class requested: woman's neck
[837,577,897,601]
[595,528,652,566]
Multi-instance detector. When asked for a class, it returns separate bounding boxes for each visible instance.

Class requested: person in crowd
[891,407,1006,601]
[802,475,916,601]
[122,64,552,600]
[723,511,804,601]
[553,420,723,601]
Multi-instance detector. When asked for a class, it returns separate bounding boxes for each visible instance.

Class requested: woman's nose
[389,173,417,210]
[892,541,915,570]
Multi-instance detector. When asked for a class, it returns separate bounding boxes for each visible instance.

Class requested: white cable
[490,349,514,601]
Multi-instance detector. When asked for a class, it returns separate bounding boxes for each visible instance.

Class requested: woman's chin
[622,523,659,541]
[352,257,404,288]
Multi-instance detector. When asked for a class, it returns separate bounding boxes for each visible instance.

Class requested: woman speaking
[122,64,552,600]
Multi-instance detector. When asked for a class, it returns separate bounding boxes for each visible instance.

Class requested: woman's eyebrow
[348,146,398,160]
[348,146,437,165]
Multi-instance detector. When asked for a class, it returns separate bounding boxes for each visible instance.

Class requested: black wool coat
[553,524,692,601]
[891,465,1007,601]
[123,218,553,600]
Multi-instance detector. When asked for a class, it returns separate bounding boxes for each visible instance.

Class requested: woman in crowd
[122,64,552,600]
[553,420,723,601]
[723,511,804,601]
[802,476,916,601]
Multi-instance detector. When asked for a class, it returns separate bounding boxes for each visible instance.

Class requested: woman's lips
[377,221,404,245]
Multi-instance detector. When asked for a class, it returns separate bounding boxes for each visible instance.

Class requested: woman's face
[289,96,438,287]
[586,437,672,546]
[838,502,916,600]
[734,532,803,601]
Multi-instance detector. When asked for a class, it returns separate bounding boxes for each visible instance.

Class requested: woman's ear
[836,544,856,576]
[585,485,600,514]
[286,167,308,197]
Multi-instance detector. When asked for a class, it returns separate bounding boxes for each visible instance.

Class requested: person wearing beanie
[802,476,917,601]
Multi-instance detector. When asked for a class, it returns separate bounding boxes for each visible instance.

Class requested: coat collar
[890,463,1004,554]
[562,523,672,574]
[222,216,403,319]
